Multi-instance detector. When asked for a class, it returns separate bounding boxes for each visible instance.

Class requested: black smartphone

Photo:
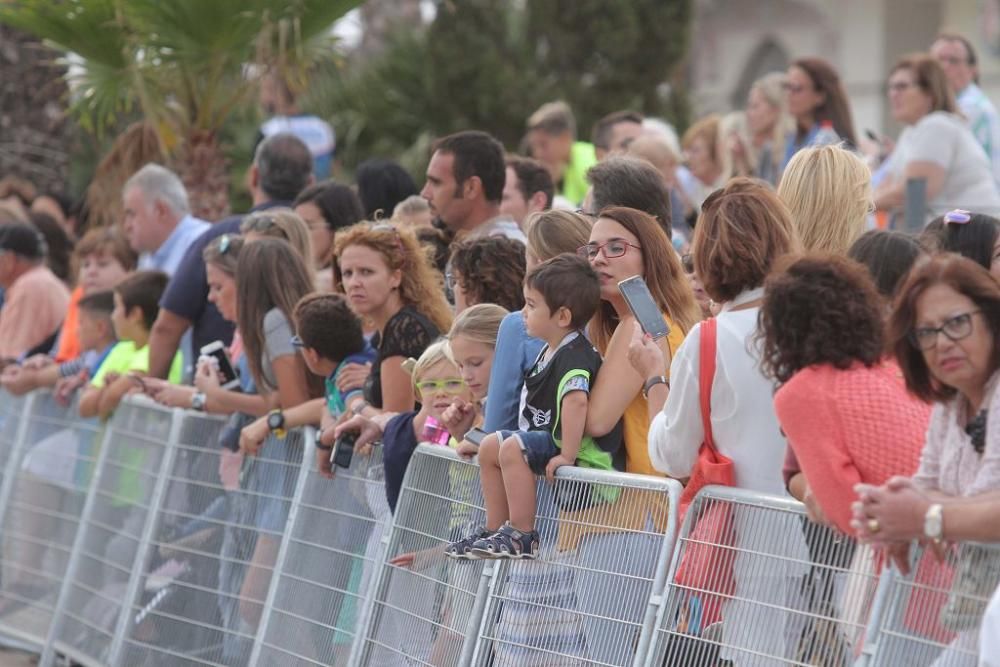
[332,432,357,469]
[200,341,240,389]
[618,276,671,340]
[464,427,489,447]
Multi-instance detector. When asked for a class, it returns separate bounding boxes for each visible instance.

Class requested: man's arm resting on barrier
[148,309,190,380]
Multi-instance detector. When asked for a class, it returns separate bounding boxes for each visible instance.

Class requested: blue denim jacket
[483,311,545,432]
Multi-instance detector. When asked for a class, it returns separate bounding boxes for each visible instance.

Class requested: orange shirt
[54,285,84,362]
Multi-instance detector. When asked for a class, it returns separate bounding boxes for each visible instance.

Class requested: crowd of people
[3,29,1000,666]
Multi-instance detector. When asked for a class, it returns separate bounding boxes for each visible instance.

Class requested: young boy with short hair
[447,254,622,560]
[79,270,183,419]
[239,293,374,476]
[50,290,119,402]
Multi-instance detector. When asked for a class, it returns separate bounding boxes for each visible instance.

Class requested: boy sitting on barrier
[79,271,183,419]
[238,292,374,476]
[446,254,620,560]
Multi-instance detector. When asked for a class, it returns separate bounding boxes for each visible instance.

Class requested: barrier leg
[634,492,682,667]
[38,422,116,667]
[246,429,316,666]
[466,559,503,666]
[345,511,396,667]
[104,407,183,666]
[0,393,37,556]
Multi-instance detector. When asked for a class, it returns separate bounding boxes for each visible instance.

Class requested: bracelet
[315,440,334,452]
[642,375,669,400]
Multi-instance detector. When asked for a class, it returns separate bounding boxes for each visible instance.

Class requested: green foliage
[305,0,692,176]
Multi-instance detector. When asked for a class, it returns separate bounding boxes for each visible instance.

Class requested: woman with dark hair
[293,181,365,291]
[29,211,74,285]
[920,209,1000,279]
[759,255,931,535]
[447,236,526,313]
[856,254,1000,666]
[849,229,925,299]
[874,54,1000,218]
[355,158,419,220]
[784,57,858,166]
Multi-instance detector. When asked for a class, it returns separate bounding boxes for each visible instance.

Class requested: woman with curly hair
[759,254,932,535]
[447,236,527,313]
[334,222,452,415]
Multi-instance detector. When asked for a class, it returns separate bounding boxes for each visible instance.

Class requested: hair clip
[944,209,971,225]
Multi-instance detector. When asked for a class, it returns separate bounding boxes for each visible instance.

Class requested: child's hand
[455,440,479,460]
[316,446,334,479]
[544,454,574,483]
[336,362,372,393]
[441,398,475,439]
[239,417,269,457]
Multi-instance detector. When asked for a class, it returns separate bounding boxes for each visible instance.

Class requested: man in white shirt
[931,33,1000,185]
[122,164,209,276]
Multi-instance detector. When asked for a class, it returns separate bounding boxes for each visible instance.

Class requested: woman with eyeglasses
[854,254,1000,666]
[783,57,857,168]
[921,209,1000,280]
[874,54,1000,220]
[334,222,452,416]
[628,179,807,663]
[292,181,366,292]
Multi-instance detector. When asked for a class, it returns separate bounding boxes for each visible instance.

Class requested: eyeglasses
[370,222,404,251]
[909,311,981,350]
[887,81,918,94]
[577,239,641,260]
[574,208,598,218]
[444,270,458,291]
[782,82,807,94]
[944,209,972,225]
[291,334,306,349]
[416,378,466,394]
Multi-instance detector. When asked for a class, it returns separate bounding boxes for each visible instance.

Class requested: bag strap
[698,318,718,455]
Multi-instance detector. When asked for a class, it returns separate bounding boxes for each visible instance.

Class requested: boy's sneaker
[470,523,539,560]
[444,527,493,560]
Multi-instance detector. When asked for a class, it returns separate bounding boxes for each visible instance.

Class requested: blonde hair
[524,209,593,262]
[527,100,576,137]
[392,194,430,220]
[240,208,315,272]
[334,222,453,334]
[777,145,872,254]
[749,72,793,179]
[448,303,508,350]
[626,133,681,176]
[717,111,749,181]
[411,339,458,394]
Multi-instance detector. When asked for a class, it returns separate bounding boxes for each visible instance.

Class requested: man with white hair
[122,164,209,275]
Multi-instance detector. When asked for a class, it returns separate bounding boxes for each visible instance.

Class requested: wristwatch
[267,409,287,440]
[190,392,207,412]
[642,375,669,400]
[924,503,944,541]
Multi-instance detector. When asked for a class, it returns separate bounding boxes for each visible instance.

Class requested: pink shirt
[0,264,70,359]
[774,361,931,535]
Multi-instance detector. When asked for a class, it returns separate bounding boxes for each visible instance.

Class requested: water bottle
[813,120,841,147]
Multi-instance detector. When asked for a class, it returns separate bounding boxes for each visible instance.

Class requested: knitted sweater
[774,361,931,535]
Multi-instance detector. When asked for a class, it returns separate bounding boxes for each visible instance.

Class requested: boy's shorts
[497,429,558,476]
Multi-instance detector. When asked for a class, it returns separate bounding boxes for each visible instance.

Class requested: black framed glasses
[909,311,980,350]
[577,239,641,260]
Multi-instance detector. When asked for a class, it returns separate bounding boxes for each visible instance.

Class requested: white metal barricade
[251,439,391,666]
[471,470,682,667]
[862,542,1000,667]
[645,485,880,667]
[41,395,181,667]
[0,391,101,650]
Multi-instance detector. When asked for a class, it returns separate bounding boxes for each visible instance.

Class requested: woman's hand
[851,477,930,543]
[239,417,270,457]
[441,398,476,441]
[626,321,668,379]
[194,359,222,394]
[336,362,371,393]
[148,380,196,409]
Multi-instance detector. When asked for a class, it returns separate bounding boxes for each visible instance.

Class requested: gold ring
[867,518,880,534]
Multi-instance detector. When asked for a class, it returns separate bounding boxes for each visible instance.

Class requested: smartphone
[332,432,357,469]
[199,341,240,390]
[618,276,671,341]
[464,427,489,447]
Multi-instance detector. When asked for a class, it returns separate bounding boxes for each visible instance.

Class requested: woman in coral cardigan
[758,253,931,536]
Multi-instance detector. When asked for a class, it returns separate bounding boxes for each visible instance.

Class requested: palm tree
[1,0,359,220]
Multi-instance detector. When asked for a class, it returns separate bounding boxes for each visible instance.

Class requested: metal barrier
[0,389,992,666]
[645,485,880,667]
[251,441,391,666]
[863,542,1000,667]
[0,392,101,650]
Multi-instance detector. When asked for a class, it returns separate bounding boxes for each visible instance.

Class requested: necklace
[965,409,988,454]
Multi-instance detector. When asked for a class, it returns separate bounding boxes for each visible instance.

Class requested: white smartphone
[199,341,240,390]
[618,276,671,341]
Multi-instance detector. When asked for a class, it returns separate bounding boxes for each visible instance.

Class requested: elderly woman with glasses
[855,254,1000,666]
[874,54,1000,220]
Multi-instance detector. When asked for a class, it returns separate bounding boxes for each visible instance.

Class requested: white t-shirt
[886,111,1000,217]
[983,583,1000,666]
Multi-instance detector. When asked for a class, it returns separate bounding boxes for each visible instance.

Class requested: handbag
[672,318,737,633]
